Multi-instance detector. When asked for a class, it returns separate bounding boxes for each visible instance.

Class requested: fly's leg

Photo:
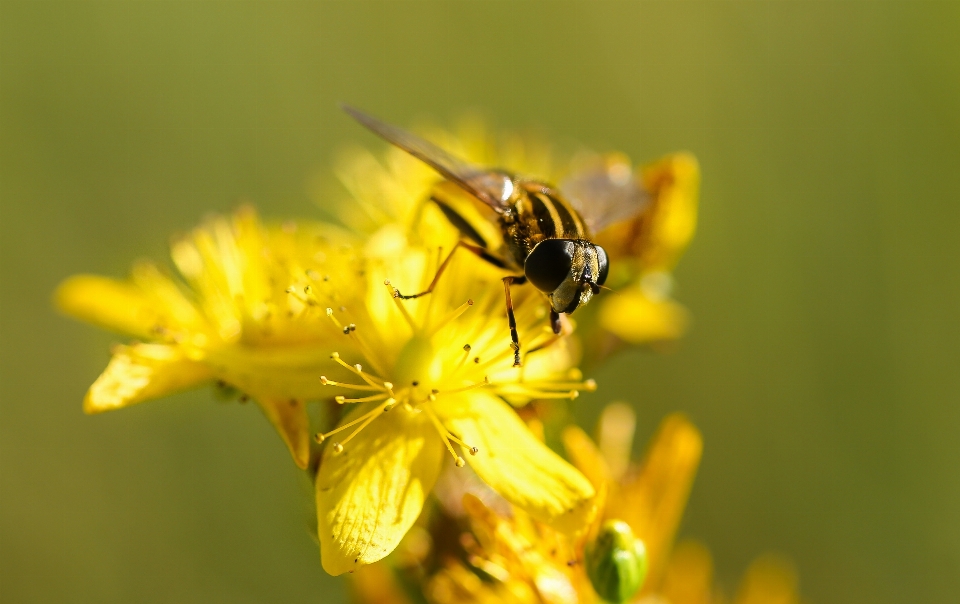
[550,309,562,335]
[502,275,527,367]
[391,240,508,299]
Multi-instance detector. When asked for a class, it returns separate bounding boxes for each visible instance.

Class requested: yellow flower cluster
[56,117,702,580]
[351,405,805,604]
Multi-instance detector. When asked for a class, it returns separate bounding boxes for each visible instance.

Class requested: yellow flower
[57,201,597,576]
[56,206,359,469]
[417,406,698,604]
[563,403,703,595]
[358,404,804,604]
[312,229,597,575]
[593,153,701,346]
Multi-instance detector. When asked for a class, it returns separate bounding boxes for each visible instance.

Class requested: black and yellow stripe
[518,182,588,242]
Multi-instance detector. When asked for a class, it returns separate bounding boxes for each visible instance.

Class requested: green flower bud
[585,520,648,603]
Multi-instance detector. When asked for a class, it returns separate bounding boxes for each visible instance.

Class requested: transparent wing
[342,105,513,211]
[560,159,650,233]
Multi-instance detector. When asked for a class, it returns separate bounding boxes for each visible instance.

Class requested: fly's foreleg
[502,275,527,367]
[391,240,508,299]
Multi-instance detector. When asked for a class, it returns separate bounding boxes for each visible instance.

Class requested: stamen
[487,373,593,400]
[326,307,388,377]
[384,280,418,331]
[456,344,472,369]
[439,376,490,395]
[423,406,466,467]
[446,432,479,456]
[335,393,389,405]
[285,286,316,306]
[500,389,580,400]
[319,375,382,392]
[313,399,394,451]
[331,353,384,389]
[325,307,344,330]
[425,298,473,337]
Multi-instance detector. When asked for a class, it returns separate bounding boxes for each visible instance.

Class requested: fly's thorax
[524,239,609,314]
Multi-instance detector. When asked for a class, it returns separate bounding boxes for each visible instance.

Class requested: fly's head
[524,239,609,314]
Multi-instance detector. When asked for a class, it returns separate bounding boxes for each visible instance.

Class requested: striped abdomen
[504,182,589,262]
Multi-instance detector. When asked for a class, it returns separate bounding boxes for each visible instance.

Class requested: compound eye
[524,239,574,293]
[596,245,610,286]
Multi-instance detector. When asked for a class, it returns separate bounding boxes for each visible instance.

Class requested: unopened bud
[585,520,648,603]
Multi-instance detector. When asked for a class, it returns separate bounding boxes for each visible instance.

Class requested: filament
[426,298,473,337]
[334,393,390,405]
[330,352,383,388]
[439,376,490,395]
[384,280,418,331]
[325,306,388,377]
[423,405,467,467]
[319,376,381,392]
[314,399,394,452]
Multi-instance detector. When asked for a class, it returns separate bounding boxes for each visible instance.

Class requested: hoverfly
[344,106,649,366]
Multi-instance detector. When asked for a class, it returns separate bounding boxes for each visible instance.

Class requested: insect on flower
[343,106,650,366]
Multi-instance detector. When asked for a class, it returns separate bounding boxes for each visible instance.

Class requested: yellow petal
[129,261,205,330]
[637,152,700,272]
[56,275,169,340]
[659,540,715,604]
[615,414,702,593]
[734,554,801,604]
[254,397,311,470]
[347,563,413,604]
[317,403,443,576]
[599,287,689,344]
[84,343,213,413]
[561,425,611,489]
[594,152,699,272]
[439,392,596,534]
[596,402,636,481]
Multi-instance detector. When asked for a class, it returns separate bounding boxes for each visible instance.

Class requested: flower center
[295,269,597,468]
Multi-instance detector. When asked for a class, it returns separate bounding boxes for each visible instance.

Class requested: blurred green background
[2,1,958,602]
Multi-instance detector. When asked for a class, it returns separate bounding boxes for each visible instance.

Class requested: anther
[332,443,344,454]
[584,379,597,391]
[463,344,471,352]
[343,326,351,334]
[314,433,325,443]
[468,447,479,455]
[382,382,393,390]
[330,352,340,359]
[455,457,466,468]
[335,396,346,404]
